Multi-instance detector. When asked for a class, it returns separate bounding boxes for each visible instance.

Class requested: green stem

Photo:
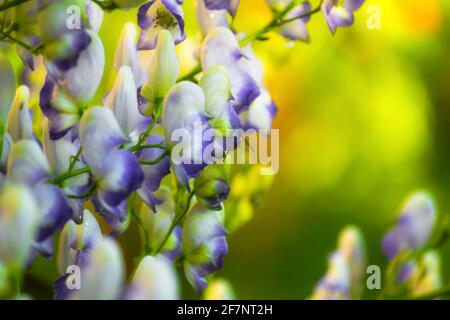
[49,166,90,186]
[0,0,30,12]
[66,183,97,199]
[68,147,83,172]
[154,191,194,255]
[178,64,202,82]
[130,144,166,152]
[275,0,323,26]
[130,207,151,256]
[139,150,170,166]
[240,0,323,46]
[129,108,161,152]
[0,29,32,50]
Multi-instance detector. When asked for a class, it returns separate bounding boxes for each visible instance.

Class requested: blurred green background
[23,0,450,299]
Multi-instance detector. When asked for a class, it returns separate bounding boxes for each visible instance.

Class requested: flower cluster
[311,191,446,300]
[0,0,366,299]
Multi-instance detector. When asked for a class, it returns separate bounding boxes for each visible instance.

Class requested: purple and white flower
[79,107,144,225]
[162,82,214,189]
[56,238,124,300]
[196,0,229,36]
[40,30,105,139]
[7,140,73,253]
[140,29,180,116]
[137,0,186,50]
[322,0,365,34]
[182,203,228,292]
[105,66,146,140]
[311,252,350,300]
[382,192,437,261]
[201,27,260,110]
[204,0,240,16]
[57,210,102,274]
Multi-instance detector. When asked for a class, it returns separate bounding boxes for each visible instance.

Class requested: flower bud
[105,66,142,136]
[124,255,179,300]
[382,191,436,261]
[114,23,146,87]
[7,86,33,142]
[194,163,231,210]
[140,30,179,116]
[57,210,102,274]
[311,252,350,300]
[337,225,366,299]
[7,140,50,186]
[86,0,104,33]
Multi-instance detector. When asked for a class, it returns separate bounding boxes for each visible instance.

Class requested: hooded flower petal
[239,88,277,132]
[57,209,102,274]
[200,65,240,131]
[204,0,239,16]
[382,192,436,261]
[114,23,147,87]
[96,149,144,207]
[7,86,34,142]
[124,255,179,300]
[182,203,228,292]
[337,225,366,299]
[59,238,124,300]
[140,30,180,116]
[86,0,104,33]
[34,183,72,242]
[137,0,186,50]
[280,1,311,42]
[79,107,128,175]
[322,0,364,34]
[47,30,105,104]
[196,0,229,36]
[0,184,40,269]
[7,140,50,186]
[39,78,81,140]
[39,0,92,72]
[105,66,145,136]
[162,82,214,188]
[201,27,260,109]
[80,107,144,215]
[194,163,231,210]
[311,252,350,300]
